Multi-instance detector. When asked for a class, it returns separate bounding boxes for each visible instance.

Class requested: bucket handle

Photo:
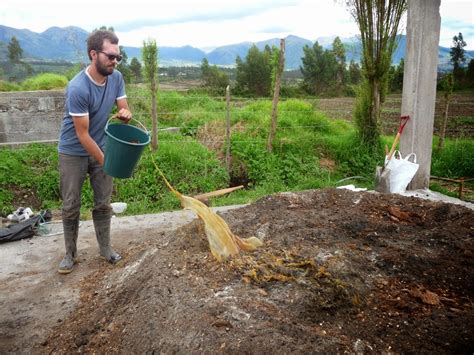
[107,116,150,136]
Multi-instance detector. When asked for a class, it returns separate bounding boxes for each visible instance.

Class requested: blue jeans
[59,153,112,221]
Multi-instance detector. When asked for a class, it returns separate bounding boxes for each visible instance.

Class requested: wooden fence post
[151,83,157,151]
[225,85,231,173]
[267,38,285,153]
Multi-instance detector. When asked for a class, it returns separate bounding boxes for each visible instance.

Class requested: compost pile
[44,188,473,354]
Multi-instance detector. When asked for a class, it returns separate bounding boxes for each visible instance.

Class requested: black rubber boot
[92,211,122,264]
[58,218,79,274]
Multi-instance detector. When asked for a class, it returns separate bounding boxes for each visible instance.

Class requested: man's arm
[73,115,105,165]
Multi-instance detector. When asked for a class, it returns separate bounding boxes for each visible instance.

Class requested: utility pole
[400,0,441,189]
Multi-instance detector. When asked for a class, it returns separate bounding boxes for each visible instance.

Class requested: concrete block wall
[0,90,65,145]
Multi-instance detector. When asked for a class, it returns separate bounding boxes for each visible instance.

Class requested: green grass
[1,89,472,217]
[0,80,21,92]
[431,138,474,178]
[0,143,60,215]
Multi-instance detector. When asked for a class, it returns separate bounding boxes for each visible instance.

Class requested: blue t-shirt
[58,67,126,156]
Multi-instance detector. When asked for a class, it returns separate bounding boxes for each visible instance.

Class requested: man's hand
[116,108,132,123]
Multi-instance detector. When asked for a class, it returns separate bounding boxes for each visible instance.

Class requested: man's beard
[96,60,114,77]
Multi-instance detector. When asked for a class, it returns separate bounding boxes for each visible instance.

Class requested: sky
[1,0,473,51]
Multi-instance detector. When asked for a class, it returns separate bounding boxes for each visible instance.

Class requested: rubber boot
[58,218,79,274]
[92,211,122,264]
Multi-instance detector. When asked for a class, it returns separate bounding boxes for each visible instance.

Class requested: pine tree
[129,57,142,83]
[450,32,467,71]
[7,36,23,63]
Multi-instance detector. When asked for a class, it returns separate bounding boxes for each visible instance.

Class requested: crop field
[318,92,474,138]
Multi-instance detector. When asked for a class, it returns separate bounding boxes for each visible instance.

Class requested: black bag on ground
[0,215,41,243]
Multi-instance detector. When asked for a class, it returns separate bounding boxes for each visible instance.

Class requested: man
[57,30,132,274]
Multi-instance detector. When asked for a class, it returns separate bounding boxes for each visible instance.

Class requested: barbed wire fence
[1,92,473,156]
[1,91,473,202]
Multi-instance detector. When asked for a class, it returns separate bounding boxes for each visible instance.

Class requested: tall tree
[450,32,467,82]
[117,47,132,84]
[200,58,229,92]
[348,59,362,85]
[7,36,23,63]
[129,57,142,83]
[466,59,474,87]
[389,58,404,92]
[450,32,467,72]
[346,0,407,147]
[234,56,246,93]
[142,39,159,150]
[300,41,338,95]
[235,45,273,96]
[332,36,346,87]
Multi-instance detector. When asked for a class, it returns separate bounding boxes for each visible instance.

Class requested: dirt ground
[2,188,471,353]
[318,92,474,138]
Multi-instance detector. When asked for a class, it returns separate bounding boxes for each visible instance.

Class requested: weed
[1,92,472,216]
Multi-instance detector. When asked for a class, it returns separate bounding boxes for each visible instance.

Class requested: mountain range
[0,25,472,70]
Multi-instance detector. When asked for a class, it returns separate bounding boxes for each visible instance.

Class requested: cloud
[257,26,292,34]
[1,0,473,49]
[115,0,295,32]
[439,0,473,47]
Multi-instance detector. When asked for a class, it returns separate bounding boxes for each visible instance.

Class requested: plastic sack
[0,215,41,243]
[156,166,263,261]
[384,151,419,193]
[178,194,263,261]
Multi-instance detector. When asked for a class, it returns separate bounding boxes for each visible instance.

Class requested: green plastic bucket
[103,118,150,178]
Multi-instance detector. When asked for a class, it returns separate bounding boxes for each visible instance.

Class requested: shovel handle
[387,115,410,160]
[387,132,400,160]
[398,115,410,133]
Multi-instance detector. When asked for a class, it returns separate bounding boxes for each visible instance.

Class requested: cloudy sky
[1,0,473,50]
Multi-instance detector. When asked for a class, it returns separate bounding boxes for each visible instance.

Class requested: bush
[431,139,474,177]
[0,144,60,215]
[0,80,21,92]
[113,133,229,214]
[21,73,68,91]
[324,131,383,183]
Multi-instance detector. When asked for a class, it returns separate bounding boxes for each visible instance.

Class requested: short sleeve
[67,84,89,116]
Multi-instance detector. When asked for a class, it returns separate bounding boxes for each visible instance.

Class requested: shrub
[21,73,68,91]
[431,139,474,177]
[0,80,20,92]
[0,80,21,92]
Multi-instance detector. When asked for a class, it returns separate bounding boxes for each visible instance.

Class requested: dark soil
[41,188,473,354]
[318,92,474,138]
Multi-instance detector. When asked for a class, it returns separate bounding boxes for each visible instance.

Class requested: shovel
[375,115,410,193]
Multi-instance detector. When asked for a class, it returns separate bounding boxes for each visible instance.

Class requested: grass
[1,88,472,218]
[21,73,68,91]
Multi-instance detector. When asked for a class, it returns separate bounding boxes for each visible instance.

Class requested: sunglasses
[98,51,123,62]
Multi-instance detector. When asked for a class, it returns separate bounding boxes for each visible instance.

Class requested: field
[317,92,474,138]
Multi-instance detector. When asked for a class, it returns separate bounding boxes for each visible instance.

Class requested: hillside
[0,25,472,70]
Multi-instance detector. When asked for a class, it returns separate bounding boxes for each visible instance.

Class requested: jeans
[59,153,112,220]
